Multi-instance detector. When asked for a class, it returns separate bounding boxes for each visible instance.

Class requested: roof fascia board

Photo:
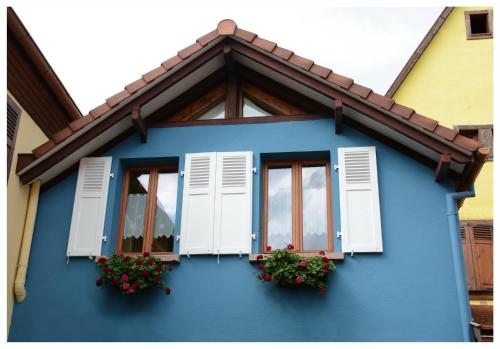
[17,40,225,183]
[229,39,472,163]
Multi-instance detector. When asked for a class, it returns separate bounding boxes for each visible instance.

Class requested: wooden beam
[335,98,343,134]
[435,154,451,182]
[131,106,147,143]
[223,45,239,118]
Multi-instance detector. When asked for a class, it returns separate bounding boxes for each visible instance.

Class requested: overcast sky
[7,1,443,116]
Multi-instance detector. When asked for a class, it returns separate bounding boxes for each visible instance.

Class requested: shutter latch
[102,235,107,242]
[252,167,257,174]
[333,165,339,171]
[110,173,115,178]
[180,171,185,177]
[336,231,342,238]
[251,233,256,240]
[176,234,181,241]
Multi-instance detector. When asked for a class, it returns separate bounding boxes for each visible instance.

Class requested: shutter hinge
[180,171,185,177]
[336,231,342,238]
[102,235,107,242]
[251,233,256,240]
[110,173,115,178]
[176,234,181,241]
[333,165,339,171]
[252,167,257,174]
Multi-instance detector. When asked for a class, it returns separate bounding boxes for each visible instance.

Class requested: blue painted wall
[9,119,464,341]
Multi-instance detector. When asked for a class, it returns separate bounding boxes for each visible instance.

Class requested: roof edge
[385,7,453,98]
[7,7,82,121]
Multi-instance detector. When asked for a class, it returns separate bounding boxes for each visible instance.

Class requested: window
[455,125,493,159]
[263,160,333,252]
[117,166,179,255]
[7,95,21,179]
[242,97,272,117]
[465,10,493,40]
[196,101,226,120]
[461,221,493,291]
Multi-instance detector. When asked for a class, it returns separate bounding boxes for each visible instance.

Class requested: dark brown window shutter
[461,224,476,290]
[7,95,21,180]
[470,223,493,291]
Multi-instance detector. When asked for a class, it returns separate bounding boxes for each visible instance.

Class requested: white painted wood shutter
[179,152,217,255]
[338,147,383,253]
[213,152,253,254]
[67,157,112,257]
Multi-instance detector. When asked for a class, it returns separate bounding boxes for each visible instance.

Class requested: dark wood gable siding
[7,30,73,136]
[7,95,21,178]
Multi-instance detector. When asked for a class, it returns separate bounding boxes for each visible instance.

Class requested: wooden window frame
[116,165,178,256]
[465,10,493,40]
[7,95,21,179]
[262,160,333,253]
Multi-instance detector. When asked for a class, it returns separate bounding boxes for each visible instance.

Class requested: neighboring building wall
[9,120,465,341]
[6,92,48,332]
[392,7,493,221]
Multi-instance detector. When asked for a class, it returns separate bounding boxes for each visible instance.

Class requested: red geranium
[103,266,112,273]
[111,279,118,285]
[266,246,272,252]
[96,278,104,286]
[133,280,140,288]
[146,259,154,266]
[155,265,163,271]
[321,256,329,263]
[135,258,143,266]
[154,275,161,282]
[124,255,131,262]
[122,283,130,290]
[263,274,272,282]
[258,264,265,271]
[319,287,326,295]
[321,269,328,273]
[117,249,123,255]
[298,261,306,267]
[142,269,150,277]
[143,252,150,257]
[295,276,302,284]
[97,257,107,264]
[287,244,294,250]
[319,250,325,256]
[165,287,171,295]
[121,274,129,282]
[256,255,264,260]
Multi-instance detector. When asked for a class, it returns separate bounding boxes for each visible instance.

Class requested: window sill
[248,252,344,262]
[97,254,180,263]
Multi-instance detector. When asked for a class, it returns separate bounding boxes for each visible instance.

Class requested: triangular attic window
[243,97,272,117]
[196,101,225,120]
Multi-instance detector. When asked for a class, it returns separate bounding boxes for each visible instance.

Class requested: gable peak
[217,19,237,35]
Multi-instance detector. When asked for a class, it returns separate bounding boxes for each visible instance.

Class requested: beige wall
[6,92,48,333]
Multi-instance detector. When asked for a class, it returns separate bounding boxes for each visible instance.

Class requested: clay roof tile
[142,66,167,83]
[434,125,458,142]
[234,28,257,42]
[272,46,294,60]
[177,42,203,59]
[68,114,93,132]
[161,55,183,70]
[197,29,219,46]
[454,134,481,152]
[409,113,439,132]
[327,72,354,89]
[106,89,131,108]
[89,103,111,119]
[217,19,237,35]
[367,92,395,110]
[310,64,332,79]
[288,54,314,70]
[349,83,372,98]
[32,139,56,158]
[51,127,74,144]
[125,78,147,94]
[390,103,415,119]
[252,37,277,53]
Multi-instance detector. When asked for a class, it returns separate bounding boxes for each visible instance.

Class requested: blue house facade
[10,20,488,341]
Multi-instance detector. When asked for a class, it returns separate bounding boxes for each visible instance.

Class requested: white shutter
[338,147,383,253]
[213,152,253,254]
[179,152,217,255]
[67,157,112,256]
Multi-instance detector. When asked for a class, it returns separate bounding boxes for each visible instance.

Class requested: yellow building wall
[393,7,493,220]
[6,92,48,333]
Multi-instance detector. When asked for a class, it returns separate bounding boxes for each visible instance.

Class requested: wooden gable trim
[229,40,472,165]
[19,41,225,185]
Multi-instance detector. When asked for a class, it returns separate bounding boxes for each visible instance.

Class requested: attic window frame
[464,10,493,40]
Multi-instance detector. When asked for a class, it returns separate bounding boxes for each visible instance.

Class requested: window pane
[151,171,178,252]
[302,166,328,250]
[267,167,292,249]
[243,97,271,117]
[122,170,149,252]
[197,101,225,120]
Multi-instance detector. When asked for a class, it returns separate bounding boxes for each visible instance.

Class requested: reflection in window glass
[151,172,178,252]
[197,101,225,120]
[122,171,149,252]
[302,166,328,250]
[267,168,292,249]
[243,97,272,117]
